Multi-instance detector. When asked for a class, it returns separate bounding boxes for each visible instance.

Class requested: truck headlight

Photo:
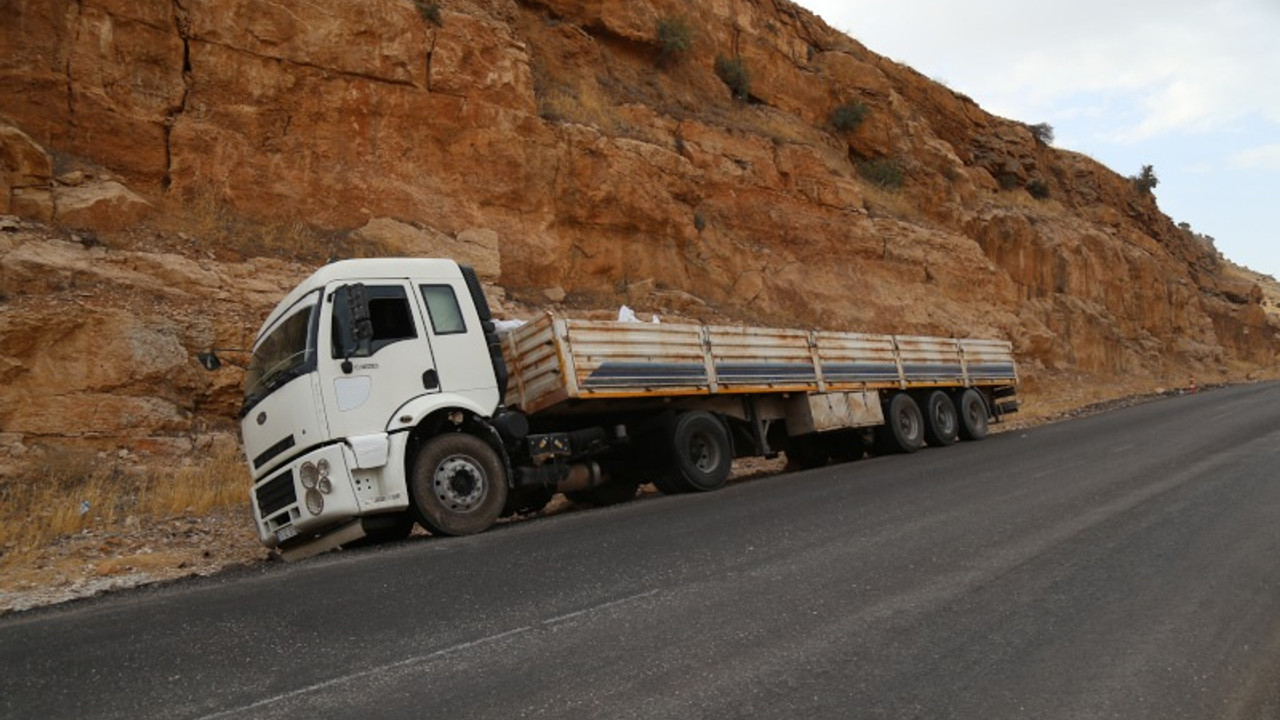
[305,488,324,515]
[316,458,332,494]
[300,461,318,489]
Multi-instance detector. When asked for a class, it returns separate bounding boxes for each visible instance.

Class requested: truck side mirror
[196,347,247,371]
[347,283,373,345]
[333,283,374,365]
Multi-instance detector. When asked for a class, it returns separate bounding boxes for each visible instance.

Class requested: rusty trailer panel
[814,331,902,389]
[894,335,965,387]
[958,337,1020,384]
[706,326,817,391]
[502,316,567,413]
[501,315,1017,415]
[562,320,708,395]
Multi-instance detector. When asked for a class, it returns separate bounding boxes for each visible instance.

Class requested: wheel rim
[688,429,722,473]
[935,403,955,435]
[965,398,982,426]
[898,409,919,439]
[433,454,488,511]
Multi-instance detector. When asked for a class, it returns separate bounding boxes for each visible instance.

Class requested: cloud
[798,0,1280,141]
[1231,144,1280,171]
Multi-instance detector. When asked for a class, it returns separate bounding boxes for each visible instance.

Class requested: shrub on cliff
[858,158,905,190]
[414,1,442,27]
[656,16,693,65]
[1130,164,1159,193]
[714,54,751,101]
[830,101,869,133]
[1027,122,1054,145]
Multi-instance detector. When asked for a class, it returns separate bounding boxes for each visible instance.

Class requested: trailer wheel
[955,388,990,441]
[878,393,924,453]
[659,411,732,492]
[409,433,508,536]
[922,390,959,447]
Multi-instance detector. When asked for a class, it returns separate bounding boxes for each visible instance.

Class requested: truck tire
[877,393,924,453]
[955,388,990,441]
[409,433,508,536]
[658,411,732,493]
[921,390,959,447]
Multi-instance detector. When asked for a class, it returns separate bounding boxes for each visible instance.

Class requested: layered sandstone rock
[0,0,1277,459]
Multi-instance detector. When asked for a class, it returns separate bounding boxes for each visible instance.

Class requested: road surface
[3,382,1279,719]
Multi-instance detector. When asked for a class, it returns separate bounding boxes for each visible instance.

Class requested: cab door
[319,281,438,440]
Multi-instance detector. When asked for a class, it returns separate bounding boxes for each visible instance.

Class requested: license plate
[276,525,299,543]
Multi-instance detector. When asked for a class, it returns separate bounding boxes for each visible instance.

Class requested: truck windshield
[244,300,318,412]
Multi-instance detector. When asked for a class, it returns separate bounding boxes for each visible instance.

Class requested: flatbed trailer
[503,315,1018,413]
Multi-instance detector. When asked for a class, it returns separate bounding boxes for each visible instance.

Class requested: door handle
[422,369,439,390]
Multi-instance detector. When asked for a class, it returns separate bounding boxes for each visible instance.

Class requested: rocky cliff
[2,0,1278,464]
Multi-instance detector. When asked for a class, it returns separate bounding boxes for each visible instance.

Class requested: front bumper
[249,436,412,554]
[251,443,362,549]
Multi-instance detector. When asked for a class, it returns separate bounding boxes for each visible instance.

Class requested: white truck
[236,258,1018,559]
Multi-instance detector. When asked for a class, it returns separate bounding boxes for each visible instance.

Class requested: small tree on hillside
[1027,122,1054,145]
[714,54,751,101]
[1130,164,1159,194]
[413,1,442,26]
[656,15,693,65]
[830,101,870,133]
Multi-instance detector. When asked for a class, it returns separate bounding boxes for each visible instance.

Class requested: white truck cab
[241,259,502,558]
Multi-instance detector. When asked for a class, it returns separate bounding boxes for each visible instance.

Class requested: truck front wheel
[410,433,508,536]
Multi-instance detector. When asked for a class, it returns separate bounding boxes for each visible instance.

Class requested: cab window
[332,285,418,358]
[420,285,466,335]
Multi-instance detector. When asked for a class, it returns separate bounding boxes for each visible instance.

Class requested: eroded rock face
[1,124,53,219]
[54,181,153,230]
[0,224,302,460]
[0,0,1277,456]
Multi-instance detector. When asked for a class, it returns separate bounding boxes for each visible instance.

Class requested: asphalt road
[3,382,1280,719]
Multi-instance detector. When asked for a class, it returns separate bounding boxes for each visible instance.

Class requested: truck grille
[255,469,296,519]
[253,434,296,470]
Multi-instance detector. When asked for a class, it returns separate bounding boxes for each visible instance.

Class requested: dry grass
[861,183,927,224]
[540,83,625,134]
[997,185,1071,217]
[0,445,249,571]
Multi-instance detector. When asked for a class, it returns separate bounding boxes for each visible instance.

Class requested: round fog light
[300,462,318,489]
[317,477,333,495]
[317,458,330,477]
[305,488,324,515]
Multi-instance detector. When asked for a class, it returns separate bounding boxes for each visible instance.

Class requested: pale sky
[796,0,1280,280]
